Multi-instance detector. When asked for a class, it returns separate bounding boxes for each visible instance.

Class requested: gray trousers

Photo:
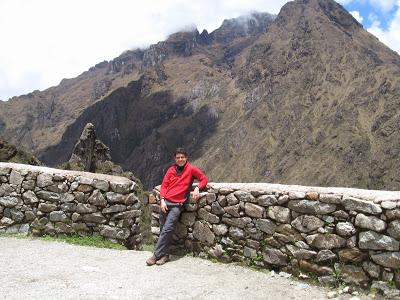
[154,203,183,259]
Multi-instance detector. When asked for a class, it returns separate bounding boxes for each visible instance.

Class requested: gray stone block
[342,196,382,215]
[288,200,336,215]
[359,231,399,251]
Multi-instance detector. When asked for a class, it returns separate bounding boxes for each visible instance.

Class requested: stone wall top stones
[0,162,132,184]
[207,183,400,202]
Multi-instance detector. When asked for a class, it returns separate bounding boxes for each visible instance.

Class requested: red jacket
[160,162,208,203]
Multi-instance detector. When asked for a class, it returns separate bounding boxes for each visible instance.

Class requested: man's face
[175,153,188,167]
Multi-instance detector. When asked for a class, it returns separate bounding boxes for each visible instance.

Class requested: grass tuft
[142,243,155,252]
[39,234,127,250]
[0,233,127,250]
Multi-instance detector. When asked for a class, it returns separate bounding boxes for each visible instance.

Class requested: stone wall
[0,162,142,249]
[151,183,400,293]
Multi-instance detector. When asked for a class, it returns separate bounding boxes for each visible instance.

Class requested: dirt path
[0,237,370,299]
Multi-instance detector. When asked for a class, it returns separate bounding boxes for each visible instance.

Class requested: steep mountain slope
[0,12,273,155]
[1,0,400,190]
[226,0,400,190]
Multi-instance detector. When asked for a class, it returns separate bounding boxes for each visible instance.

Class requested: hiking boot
[156,255,169,265]
[146,255,157,266]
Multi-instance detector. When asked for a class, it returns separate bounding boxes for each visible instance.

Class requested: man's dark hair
[174,147,188,157]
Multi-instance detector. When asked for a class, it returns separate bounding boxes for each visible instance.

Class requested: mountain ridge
[1,0,400,190]
[0,11,274,154]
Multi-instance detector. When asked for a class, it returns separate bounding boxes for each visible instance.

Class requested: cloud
[1,0,400,101]
[367,1,400,54]
[350,10,364,22]
[0,0,290,101]
[369,0,397,12]
[0,69,43,101]
[337,0,355,5]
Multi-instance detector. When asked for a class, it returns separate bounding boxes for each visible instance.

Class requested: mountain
[1,0,399,190]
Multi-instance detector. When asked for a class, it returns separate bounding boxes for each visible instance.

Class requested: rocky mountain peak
[316,0,363,32]
[141,11,276,67]
[276,0,362,34]
[210,12,276,43]
[68,123,112,173]
[161,12,276,47]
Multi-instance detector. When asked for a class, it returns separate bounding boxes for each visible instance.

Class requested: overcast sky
[0,0,399,101]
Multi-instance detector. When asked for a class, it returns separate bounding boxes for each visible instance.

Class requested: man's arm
[160,167,172,213]
[191,165,208,200]
[192,165,208,190]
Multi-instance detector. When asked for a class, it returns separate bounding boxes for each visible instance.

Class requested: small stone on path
[327,291,337,299]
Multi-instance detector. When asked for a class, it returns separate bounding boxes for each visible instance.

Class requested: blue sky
[340,0,400,57]
[0,0,399,101]
[343,0,399,29]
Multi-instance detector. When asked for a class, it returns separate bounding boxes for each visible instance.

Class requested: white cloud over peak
[0,0,289,101]
[337,0,354,5]
[350,10,364,22]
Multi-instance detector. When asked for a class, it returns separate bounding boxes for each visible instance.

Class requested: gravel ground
[0,237,372,300]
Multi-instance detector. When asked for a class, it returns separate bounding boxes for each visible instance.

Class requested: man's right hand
[160,198,168,213]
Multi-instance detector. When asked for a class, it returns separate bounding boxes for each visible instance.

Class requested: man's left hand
[192,187,200,200]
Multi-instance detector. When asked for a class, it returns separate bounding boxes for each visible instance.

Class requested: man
[146,147,208,266]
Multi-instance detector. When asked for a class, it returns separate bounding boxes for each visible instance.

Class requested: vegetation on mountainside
[0,138,41,165]
[1,0,400,190]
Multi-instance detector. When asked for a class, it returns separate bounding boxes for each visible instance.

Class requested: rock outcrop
[68,123,113,172]
[66,123,140,182]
